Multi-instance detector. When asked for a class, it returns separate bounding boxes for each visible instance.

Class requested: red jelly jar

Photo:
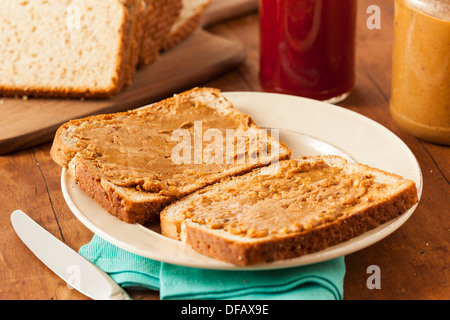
[259,0,357,103]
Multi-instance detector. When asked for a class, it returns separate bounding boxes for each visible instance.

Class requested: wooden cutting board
[0,0,258,155]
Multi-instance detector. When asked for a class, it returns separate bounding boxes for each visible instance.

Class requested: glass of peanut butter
[390,0,450,145]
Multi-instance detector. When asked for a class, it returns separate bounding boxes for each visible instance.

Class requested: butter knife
[11,210,131,300]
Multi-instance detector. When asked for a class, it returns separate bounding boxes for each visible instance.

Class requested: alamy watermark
[170,122,281,166]
[367,5,381,30]
[66,264,81,290]
[66,3,81,30]
[366,265,381,289]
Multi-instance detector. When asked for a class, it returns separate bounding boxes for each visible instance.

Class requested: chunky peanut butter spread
[182,158,395,238]
[70,92,277,196]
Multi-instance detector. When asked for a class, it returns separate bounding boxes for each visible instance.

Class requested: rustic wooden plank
[419,141,450,184]
[1,0,449,301]
[201,0,258,28]
[0,147,87,299]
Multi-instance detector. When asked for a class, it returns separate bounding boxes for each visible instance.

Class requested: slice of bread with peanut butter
[160,155,418,266]
[51,87,291,224]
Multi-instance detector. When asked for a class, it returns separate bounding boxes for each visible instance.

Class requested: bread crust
[0,86,124,99]
[139,0,183,66]
[123,0,147,86]
[50,123,78,169]
[69,158,174,224]
[138,0,160,66]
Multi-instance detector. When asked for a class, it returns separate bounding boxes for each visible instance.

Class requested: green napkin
[79,234,345,300]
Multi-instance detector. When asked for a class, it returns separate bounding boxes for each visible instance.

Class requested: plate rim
[61,91,423,270]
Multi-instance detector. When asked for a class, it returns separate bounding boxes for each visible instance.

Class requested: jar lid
[406,0,450,20]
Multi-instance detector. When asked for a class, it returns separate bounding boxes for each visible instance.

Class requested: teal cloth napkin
[79,234,345,300]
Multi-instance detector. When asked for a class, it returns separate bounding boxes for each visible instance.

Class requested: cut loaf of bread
[138,0,183,65]
[0,0,146,98]
[160,155,418,266]
[51,87,291,224]
[161,0,212,51]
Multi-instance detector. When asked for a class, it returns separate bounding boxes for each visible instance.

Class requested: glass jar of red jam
[259,0,357,103]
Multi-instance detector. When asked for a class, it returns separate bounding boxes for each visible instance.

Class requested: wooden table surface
[1,0,448,300]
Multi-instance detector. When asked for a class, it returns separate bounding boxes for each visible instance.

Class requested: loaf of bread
[160,155,418,266]
[139,0,183,66]
[0,0,185,98]
[0,0,148,98]
[51,87,291,224]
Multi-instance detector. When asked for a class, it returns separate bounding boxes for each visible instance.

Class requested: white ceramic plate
[61,91,422,270]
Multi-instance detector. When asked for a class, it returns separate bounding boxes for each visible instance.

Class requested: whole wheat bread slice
[0,0,146,98]
[51,87,291,224]
[160,155,418,266]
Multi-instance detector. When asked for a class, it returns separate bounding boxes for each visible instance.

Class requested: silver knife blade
[11,210,131,300]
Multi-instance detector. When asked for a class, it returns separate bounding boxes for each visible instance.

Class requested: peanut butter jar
[390,0,450,145]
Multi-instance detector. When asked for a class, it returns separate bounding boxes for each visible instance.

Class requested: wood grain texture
[201,0,258,27]
[0,0,448,300]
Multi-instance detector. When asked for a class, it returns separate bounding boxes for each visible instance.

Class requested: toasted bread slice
[51,87,291,224]
[0,0,146,98]
[160,155,418,266]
